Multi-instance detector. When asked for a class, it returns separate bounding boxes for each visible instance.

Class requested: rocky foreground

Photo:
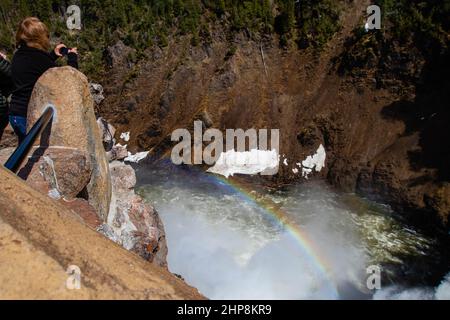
[0,67,203,299]
[0,167,202,299]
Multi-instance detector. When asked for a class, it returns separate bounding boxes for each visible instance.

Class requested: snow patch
[301,144,326,179]
[124,151,149,163]
[207,149,279,178]
[120,132,130,142]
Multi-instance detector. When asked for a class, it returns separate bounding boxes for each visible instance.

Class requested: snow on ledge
[120,132,130,142]
[301,144,326,179]
[124,151,149,163]
[207,149,279,178]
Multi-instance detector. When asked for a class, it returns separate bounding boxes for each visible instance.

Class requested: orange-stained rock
[61,198,102,229]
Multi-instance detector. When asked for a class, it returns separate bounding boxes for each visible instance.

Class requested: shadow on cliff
[382,53,450,183]
[380,51,450,183]
[368,52,450,287]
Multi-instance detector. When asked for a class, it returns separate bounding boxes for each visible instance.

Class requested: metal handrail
[4,106,55,173]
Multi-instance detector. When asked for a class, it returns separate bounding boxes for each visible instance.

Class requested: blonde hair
[16,17,50,51]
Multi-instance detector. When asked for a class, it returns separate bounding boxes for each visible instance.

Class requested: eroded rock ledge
[99,161,168,268]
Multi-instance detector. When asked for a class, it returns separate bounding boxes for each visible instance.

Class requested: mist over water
[136,163,450,300]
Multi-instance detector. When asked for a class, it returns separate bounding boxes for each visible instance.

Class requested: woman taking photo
[10,17,78,143]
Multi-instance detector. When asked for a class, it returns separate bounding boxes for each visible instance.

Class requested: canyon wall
[97,1,449,230]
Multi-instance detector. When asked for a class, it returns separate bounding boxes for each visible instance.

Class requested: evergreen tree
[0,0,347,76]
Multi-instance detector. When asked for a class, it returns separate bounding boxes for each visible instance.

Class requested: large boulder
[27,67,111,221]
[0,167,203,299]
[18,147,92,200]
[0,147,14,163]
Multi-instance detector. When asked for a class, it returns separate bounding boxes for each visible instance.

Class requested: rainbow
[203,172,340,299]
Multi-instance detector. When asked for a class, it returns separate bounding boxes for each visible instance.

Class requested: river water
[135,162,450,300]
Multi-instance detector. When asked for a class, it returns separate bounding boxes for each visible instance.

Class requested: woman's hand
[68,47,78,55]
[54,43,67,57]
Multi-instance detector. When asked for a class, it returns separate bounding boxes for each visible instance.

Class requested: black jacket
[0,56,13,116]
[10,44,78,117]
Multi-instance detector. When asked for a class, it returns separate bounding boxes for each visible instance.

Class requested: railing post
[4,105,55,174]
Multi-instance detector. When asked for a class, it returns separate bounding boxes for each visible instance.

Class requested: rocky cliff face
[97,0,449,231]
[100,161,168,268]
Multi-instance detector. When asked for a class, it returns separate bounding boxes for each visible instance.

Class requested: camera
[58,47,71,56]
